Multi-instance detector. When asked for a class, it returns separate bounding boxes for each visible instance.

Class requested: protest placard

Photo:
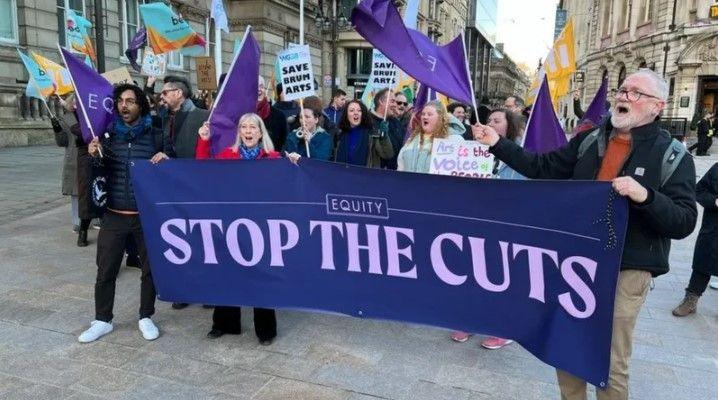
[141,47,166,77]
[195,57,217,90]
[277,45,315,101]
[100,67,133,85]
[368,50,396,88]
[429,139,494,179]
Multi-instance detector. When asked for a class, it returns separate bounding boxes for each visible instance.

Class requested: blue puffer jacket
[100,117,173,211]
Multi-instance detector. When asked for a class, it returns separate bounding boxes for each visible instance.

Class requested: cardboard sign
[429,139,494,179]
[101,67,133,85]
[368,50,396,88]
[195,57,217,90]
[141,47,167,77]
[277,45,315,101]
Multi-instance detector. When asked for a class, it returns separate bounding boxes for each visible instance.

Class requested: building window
[668,77,675,97]
[0,0,18,44]
[617,0,631,31]
[601,0,613,36]
[205,18,216,58]
[58,0,87,47]
[119,0,143,61]
[347,48,372,76]
[638,0,652,24]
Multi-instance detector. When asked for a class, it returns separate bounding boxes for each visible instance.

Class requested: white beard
[610,112,639,130]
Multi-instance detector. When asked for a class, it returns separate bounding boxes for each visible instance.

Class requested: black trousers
[212,306,276,341]
[95,211,156,322]
[687,269,712,296]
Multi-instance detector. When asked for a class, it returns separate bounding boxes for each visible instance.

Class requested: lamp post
[315,0,349,93]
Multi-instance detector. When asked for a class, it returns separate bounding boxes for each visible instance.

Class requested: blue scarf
[239,144,262,160]
[112,114,152,141]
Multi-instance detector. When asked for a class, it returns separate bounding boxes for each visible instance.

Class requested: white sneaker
[138,318,160,340]
[78,320,113,343]
[710,281,718,290]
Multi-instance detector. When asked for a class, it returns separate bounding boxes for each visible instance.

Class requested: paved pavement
[1,145,718,399]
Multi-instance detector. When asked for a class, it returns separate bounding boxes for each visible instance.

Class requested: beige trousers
[556,269,652,400]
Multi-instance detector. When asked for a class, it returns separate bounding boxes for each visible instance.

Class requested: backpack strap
[577,126,605,160]
[660,136,687,188]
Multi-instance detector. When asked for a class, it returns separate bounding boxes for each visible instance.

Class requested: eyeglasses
[117,98,137,106]
[161,88,180,96]
[614,88,660,102]
[396,101,408,106]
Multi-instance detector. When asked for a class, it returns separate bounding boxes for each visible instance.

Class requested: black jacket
[692,163,718,275]
[491,119,697,276]
[101,119,174,212]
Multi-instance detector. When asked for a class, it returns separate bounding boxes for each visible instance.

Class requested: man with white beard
[471,69,697,400]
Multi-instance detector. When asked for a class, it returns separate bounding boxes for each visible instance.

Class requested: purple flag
[523,76,567,153]
[125,26,147,72]
[351,0,473,105]
[209,27,260,155]
[582,76,608,126]
[59,46,114,144]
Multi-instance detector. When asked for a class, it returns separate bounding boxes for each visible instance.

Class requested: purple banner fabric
[351,0,473,105]
[523,76,567,154]
[59,46,114,143]
[209,28,261,155]
[582,76,609,126]
[125,26,147,72]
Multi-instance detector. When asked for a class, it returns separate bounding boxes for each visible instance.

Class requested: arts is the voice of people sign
[131,158,628,388]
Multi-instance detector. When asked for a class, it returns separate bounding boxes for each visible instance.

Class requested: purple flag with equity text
[582,76,609,126]
[351,0,473,105]
[59,46,114,143]
[523,76,567,153]
[125,26,147,72]
[209,27,260,155]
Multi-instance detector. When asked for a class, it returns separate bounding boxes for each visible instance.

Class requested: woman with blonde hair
[195,112,299,344]
[397,101,464,173]
[196,113,281,160]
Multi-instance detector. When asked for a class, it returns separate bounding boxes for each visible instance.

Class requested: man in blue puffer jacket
[78,83,174,344]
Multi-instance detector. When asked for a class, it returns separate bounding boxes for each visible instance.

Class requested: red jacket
[196,138,281,160]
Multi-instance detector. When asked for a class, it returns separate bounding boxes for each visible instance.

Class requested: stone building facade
[487,43,530,105]
[560,0,718,132]
[0,0,492,146]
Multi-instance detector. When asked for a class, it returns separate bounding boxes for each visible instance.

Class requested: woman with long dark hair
[334,99,393,167]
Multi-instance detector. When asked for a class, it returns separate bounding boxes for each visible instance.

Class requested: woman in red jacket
[195,112,298,344]
[196,112,283,160]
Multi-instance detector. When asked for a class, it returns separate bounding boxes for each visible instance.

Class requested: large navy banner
[131,158,628,388]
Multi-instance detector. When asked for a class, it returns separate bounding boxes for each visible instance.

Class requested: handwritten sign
[141,47,166,77]
[368,50,396,88]
[195,57,217,90]
[101,67,133,85]
[277,45,315,101]
[429,139,494,179]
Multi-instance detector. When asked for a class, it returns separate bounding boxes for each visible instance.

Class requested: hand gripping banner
[131,159,628,388]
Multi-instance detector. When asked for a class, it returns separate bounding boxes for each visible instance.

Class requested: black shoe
[259,337,275,346]
[171,302,189,310]
[207,329,225,339]
[125,254,140,269]
[77,230,88,247]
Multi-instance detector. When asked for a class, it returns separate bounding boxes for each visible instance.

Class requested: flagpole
[296,0,311,157]
[214,23,222,81]
[57,44,102,158]
[460,31,478,121]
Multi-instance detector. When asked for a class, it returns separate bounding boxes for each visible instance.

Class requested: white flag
[211,0,229,33]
